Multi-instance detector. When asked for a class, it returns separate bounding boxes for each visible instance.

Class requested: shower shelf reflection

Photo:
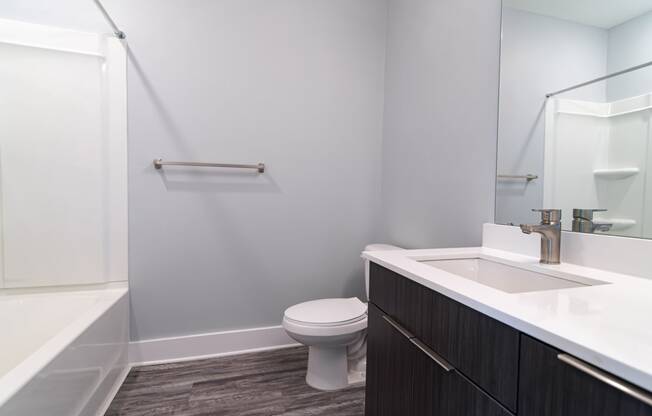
[593,168,640,180]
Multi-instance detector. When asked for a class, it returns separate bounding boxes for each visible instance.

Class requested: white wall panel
[0,19,127,288]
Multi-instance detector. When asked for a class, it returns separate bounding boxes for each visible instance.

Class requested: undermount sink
[420,258,607,294]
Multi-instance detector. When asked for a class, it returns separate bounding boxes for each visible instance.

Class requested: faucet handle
[572,208,607,221]
[532,209,562,224]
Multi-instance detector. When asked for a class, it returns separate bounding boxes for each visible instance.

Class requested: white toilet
[282,244,403,391]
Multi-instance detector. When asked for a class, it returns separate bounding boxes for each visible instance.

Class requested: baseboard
[94,365,131,416]
[129,325,299,366]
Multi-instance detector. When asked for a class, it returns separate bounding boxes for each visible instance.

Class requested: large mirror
[496,0,652,239]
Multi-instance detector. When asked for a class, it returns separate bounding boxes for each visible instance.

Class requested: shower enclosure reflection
[544,82,652,238]
[496,0,652,239]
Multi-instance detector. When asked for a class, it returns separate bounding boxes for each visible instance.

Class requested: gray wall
[1,0,502,342]
[607,11,652,101]
[120,0,388,340]
[496,8,608,226]
[0,0,388,341]
[379,0,501,248]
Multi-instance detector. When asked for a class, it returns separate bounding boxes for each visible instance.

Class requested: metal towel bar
[153,159,265,173]
[497,174,538,182]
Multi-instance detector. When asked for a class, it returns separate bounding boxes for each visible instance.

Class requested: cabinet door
[365,303,513,416]
[445,371,513,416]
[365,303,444,415]
[519,335,652,416]
[369,262,519,411]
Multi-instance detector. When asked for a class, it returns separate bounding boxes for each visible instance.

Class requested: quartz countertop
[363,246,652,392]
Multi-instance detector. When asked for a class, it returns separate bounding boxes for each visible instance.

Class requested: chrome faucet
[572,209,612,233]
[520,209,562,265]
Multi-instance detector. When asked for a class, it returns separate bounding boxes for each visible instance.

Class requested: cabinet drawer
[369,262,520,412]
[365,303,512,416]
[519,335,652,416]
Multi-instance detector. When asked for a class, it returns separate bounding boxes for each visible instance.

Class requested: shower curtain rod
[93,0,126,39]
[546,59,652,98]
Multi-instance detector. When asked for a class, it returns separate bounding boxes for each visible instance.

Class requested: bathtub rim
[0,282,128,408]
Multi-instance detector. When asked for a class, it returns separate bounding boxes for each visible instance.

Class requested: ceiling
[504,0,652,29]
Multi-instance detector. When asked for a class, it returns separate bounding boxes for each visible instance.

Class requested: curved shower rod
[92,0,126,39]
[546,59,652,98]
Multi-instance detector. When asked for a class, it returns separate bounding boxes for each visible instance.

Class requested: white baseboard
[129,325,299,366]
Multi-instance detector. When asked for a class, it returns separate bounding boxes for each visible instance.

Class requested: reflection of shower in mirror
[497,1,652,239]
[543,93,652,238]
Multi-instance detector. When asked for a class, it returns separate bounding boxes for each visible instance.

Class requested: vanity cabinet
[369,262,520,412]
[365,303,511,416]
[519,335,652,416]
[365,263,652,416]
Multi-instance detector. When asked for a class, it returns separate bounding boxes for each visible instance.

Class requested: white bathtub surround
[0,284,129,416]
[0,17,130,416]
[363,224,652,392]
[129,325,298,366]
[0,18,128,289]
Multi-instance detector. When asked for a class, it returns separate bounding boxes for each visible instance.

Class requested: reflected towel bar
[497,174,538,182]
[153,159,265,173]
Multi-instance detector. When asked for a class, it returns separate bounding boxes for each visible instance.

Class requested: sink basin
[420,258,607,293]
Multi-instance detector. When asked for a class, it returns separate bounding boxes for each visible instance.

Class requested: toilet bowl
[282,244,402,391]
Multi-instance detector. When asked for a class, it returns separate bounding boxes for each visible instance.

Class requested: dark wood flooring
[105,346,365,416]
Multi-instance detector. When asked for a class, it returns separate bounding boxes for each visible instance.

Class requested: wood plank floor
[105,346,365,416]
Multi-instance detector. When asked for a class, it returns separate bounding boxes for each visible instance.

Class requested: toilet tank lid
[364,244,403,251]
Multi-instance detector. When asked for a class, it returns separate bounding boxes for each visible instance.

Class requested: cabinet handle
[557,354,652,407]
[382,315,454,373]
[410,338,455,372]
[382,315,414,339]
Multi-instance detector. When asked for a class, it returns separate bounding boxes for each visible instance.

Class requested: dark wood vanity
[364,263,652,416]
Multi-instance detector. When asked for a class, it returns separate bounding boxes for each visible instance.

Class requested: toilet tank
[364,244,403,301]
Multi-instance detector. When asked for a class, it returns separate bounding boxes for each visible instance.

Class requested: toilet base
[306,346,349,391]
[305,335,367,391]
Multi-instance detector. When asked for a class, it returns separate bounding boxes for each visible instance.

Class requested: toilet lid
[284,298,367,326]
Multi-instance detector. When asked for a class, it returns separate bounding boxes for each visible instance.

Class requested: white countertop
[363,246,652,392]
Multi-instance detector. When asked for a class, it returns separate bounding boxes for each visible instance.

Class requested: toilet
[282,244,403,391]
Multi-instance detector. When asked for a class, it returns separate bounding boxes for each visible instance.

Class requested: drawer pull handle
[382,315,414,339]
[410,337,455,372]
[558,354,652,407]
[382,315,454,372]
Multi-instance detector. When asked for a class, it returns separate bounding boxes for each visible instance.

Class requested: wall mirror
[496,0,652,239]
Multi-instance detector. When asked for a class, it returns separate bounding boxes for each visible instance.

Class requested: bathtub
[0,284,129,416]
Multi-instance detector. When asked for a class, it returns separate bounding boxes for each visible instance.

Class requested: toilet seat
[283,298,367,337]
[284,298,366,325]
